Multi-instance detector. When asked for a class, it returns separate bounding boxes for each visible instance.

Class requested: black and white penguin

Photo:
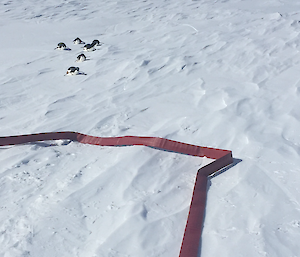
[56,42,67,50]
[76,53,86,62]
[73,37,85,44]
[83,43,96,52]
[91,39,101,46]
[66,66,80,75]
[83,39,102,51]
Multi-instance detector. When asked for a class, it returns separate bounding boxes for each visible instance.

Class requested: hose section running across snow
[0,131,233,257]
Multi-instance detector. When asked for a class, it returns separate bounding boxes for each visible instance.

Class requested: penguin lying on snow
[73,37,85,44]
[55,42,71,50]
[66,66,79,75]
[65,67,86,75]
[76,53,87,62]
[56,42,66,50]
[83,39,102,51]
[83,43,95,52]
[92,39,101,46]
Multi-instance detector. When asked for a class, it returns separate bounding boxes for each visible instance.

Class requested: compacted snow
[1,0,300,256]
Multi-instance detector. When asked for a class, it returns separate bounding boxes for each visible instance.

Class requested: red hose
[0,131,233,256]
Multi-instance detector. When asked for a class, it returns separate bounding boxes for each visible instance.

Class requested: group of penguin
[55,37,102,75]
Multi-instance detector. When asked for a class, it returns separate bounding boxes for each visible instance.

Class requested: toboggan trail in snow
[0,131,233,257]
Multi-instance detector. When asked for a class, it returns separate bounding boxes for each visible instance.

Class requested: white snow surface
[1,0,300,256]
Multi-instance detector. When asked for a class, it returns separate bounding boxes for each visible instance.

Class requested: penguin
[73,37,85,44]
[56,42,67,50]
[76,53,86,62]
[83,39,102,51]
[66,66,80,75]
[83,43,96,52]
[91,39,101,46]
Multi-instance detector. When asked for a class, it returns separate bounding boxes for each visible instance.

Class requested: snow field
[0,141,211,256]
[2,0,300,256]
